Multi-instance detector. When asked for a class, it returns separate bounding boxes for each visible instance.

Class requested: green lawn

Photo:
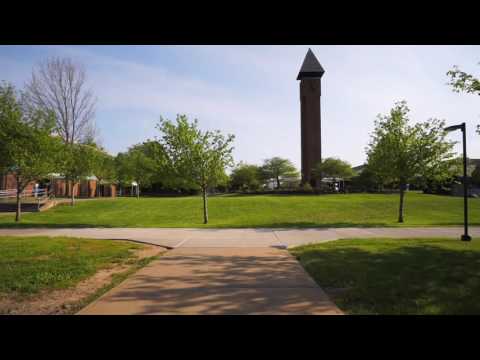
[0,236,143,297]
[0,192,477,228]
[291,237,480,314]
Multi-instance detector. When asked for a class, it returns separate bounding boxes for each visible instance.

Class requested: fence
[0,188,54,211]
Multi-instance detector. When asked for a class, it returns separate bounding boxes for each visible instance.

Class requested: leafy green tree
[472,165,480,187]
[421,157,463,194]
[350,165,382,192]
[214,169,230,193]
[312,158,354,181]
[260,157,298,189]
[115,153,132,194]
[156,115,234,224]
[61,143,100,205]
[94,149,117,194]
[447,63,480,133]
[366,101,456,223]
[448,64,480,95]
[137,139,182,191]
[115,144,157,198]
[0,82,61,221]
[230,162,262,191]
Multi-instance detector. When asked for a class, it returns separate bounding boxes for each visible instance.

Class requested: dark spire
[297,48,325,80]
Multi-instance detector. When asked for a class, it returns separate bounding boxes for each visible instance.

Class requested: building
[50,175,116,198]
[0,172,116,198]
[0,173,35,193]
[352,164,367,174]
[450,158,480,197]
[297,49,325,187]
[264,176,300,190]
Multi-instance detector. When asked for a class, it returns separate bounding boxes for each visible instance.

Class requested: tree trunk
[15,186,21,222]
[137,183,140,199]
[71,180,75,206]
[202,186,208,224]
[66,176,71,198]
[276,176,280,189]
[398,184,405,223]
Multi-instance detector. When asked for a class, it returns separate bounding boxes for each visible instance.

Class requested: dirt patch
[0,243,166,315]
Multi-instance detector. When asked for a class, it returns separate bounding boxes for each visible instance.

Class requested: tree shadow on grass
[291,241,480,315]
[0,222,121,229]
[1,220,478,229]
[0,221,394,229]
[198,222,393,229]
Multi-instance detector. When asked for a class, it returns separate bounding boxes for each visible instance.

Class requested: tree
[23,57,98,197]
[61,143,99,205]
[366,101,456,223]
[0,82,60,221]
[312,157,354,192]
[23,57,97,145]
[156,115,234,224]
[421,157,463,195]
[312,158,354,181]
[93,149,117,195]
[215,170,230,193]
[115,144,158,198]
[260,157,298,189]
[229,162,262,191]
[138,140,178,190]
[447,63,480,133]
[115,153,133,194]
[349,166,382,193]
[472,165,480,187]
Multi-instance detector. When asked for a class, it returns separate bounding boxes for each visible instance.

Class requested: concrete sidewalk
[1,226,479,249]
[3,226,476,315]
[77,247,343,315]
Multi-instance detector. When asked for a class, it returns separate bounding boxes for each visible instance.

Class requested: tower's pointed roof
[297,48,325,80]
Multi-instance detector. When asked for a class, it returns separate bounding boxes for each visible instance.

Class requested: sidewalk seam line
[174,237,191,248]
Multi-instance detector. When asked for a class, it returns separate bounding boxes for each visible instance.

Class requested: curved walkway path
[1,226,479,249]
[2,227,478,315]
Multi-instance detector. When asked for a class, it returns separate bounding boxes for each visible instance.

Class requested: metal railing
[0,188,50,198]
[0,188,54,210]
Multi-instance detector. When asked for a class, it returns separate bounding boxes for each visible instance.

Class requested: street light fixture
[444,122,471,241]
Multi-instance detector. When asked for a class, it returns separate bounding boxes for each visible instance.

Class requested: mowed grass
[291,237,480,314]
[0,236,143,297]
[0,192,478,228]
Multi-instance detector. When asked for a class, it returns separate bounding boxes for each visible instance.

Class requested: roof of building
[49,174,98,181]
[352,164,366,174]
[297,48,325,80]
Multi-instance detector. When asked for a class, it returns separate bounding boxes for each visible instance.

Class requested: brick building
[0,173,35,193]
[50,175,116,198]
[0,173,116,198]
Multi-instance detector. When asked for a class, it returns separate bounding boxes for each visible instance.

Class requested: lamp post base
[461,234,472,242]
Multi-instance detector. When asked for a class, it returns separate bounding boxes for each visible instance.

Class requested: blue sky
[1,45,479,168]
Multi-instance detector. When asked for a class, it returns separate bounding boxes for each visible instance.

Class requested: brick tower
[297,48,325,187]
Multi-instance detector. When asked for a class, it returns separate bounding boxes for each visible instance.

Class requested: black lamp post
[444,122,471,241]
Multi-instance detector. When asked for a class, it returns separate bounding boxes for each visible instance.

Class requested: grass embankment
[291,237,480,314]
[0,192,478,228]
[0,236,145,298]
